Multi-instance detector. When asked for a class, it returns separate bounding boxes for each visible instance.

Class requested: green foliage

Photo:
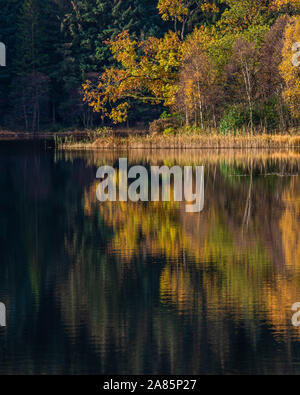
[163,127,176,136]
[160,111,172,119]
[219,105,247,134]
[0,0,169,129]
[253,99,281,130]
[14,0,49,75]
[0,0,22,119]
[181,125,200,135]
[60,0,165,79]
[149,115,182,134]
[160,111,183,120]
[219,100,288,133]
[1,0,300,132]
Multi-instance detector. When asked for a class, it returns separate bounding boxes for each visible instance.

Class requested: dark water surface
[1,142,300,375]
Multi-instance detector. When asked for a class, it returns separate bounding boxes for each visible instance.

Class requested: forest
[0,0,299,134]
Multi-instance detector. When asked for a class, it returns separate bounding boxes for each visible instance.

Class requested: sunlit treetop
[158,0,189,22]
[218,0,299,35]
[157,0,219,21]
[157,0,219,39]
[83,30,183,123]
[280,15,300,117]
[270,0,300,12]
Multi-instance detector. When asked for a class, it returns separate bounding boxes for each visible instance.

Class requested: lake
[1,142,300,375]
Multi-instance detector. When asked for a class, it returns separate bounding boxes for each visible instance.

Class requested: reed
[63,129,300,150]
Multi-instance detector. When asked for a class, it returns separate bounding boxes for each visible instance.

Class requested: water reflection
[1,146,300,374]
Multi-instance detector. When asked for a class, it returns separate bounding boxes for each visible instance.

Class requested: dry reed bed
[64,133,300,150]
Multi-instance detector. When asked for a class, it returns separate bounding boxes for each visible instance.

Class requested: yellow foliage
[157,0,218,23]
[157,0,189,22]
[280,16,300,117]
[83,31,182,123]
[271,0,300,11]
[82,0,300,125]
[178,30,221,126]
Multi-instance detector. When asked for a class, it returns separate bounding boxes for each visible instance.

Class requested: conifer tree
[0,0,22,123]
[11,0,52,131]
[14,0,48,75]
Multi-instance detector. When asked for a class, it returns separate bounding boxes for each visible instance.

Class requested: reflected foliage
[1,145,300,374]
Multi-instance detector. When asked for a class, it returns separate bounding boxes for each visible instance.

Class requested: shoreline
[2,129,300,150]
[0,128,147,141]
[0,130,89,141]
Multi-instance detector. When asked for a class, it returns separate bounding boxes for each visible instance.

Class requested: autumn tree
[270,0,300,14]
[280,16,300,118]
[226,37,259,131]
[158,0,219,40]
[257,16,291,128]
[217,0,270,34]
[83,31,183,123]
[56,0,167,126]
[176,30,223,127]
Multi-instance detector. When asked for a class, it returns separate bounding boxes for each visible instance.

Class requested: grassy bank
[60,128,300,150]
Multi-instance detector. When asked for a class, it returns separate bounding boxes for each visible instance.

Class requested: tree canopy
[1,0,299,132]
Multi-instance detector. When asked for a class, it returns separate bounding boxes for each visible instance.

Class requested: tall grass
[62,128,300,150]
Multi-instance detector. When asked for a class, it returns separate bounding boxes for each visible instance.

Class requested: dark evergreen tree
[56,0,165,126]
[0,0,22,124]
[11,0,54,131]
[0,0,171,128]
[14,0,49,75]
[136,0,169,38]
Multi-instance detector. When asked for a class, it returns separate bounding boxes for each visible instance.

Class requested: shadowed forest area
[0,0,299,135]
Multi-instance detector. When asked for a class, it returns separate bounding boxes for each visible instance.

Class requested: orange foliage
[83,31,182,123]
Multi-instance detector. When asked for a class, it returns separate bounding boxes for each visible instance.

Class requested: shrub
[87,127,112,141]
[163,127,176,136]
[160,111,171,119]
[219,105,246,134]
[149,116,181,134]
[253,99,281,130]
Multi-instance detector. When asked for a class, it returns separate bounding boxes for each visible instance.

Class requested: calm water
[1,142,300,375]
